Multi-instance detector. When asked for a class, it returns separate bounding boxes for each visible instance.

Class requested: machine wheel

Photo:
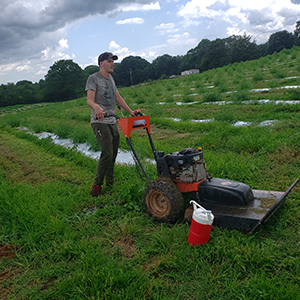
[144,179,184,223]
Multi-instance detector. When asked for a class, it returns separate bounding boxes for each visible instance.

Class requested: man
[86,52,137,197]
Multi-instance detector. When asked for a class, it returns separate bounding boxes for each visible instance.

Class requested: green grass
[1,48,300,299]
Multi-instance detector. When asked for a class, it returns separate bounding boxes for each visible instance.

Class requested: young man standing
[86,52,136,196]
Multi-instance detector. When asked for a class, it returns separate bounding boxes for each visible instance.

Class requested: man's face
[100,59,115,73]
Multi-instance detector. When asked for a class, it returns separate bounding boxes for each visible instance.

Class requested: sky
[1,0,300,85]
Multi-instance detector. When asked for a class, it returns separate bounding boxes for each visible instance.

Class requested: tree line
[1,21,299,107]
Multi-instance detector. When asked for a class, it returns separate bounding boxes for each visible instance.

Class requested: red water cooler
[188,200,214,246]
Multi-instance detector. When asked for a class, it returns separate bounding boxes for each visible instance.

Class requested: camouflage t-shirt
[85,72,117,124]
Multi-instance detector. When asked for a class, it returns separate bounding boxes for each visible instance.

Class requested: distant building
[181,69,200,76]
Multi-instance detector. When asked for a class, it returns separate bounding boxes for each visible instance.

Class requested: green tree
[225,34,260,63]
[0,83,20,107]
[257,42,269,57]
[84,65,99,78]
[181,39,211,72]
[15,80,42,104]
[43,60,85,102]
[294,20,300,46]
[111,63,121,85]
[113,56,151,86]
[0,84,10,107]
[199,39,230,71]
[152,54,181,79]
[267,30,294,54]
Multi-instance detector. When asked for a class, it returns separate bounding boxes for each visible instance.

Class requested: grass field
[1,47,300,299]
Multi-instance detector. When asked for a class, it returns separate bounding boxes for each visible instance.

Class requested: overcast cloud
[0,0,300,84]
[0,0,151,62]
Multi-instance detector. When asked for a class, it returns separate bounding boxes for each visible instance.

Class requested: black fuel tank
[165,149,204,167]
[198,178,254,207]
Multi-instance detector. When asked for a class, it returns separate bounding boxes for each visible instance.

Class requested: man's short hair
[98,52,118,65]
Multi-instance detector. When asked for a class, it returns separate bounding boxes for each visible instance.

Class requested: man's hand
[131,109,142,116]
[86,90,105,121]
[94,104,105,121]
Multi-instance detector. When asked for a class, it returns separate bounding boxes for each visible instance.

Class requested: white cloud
[155,22,175,30]
[137,44,169,61]
[228,0,278,10]
[59,39,69,49]
[180,19,201,28]
[226,27,247,36]
[116,17,144,25]
[36,67,48,76]
[167,32,198,46]
[155,22,179,35]
[109,41,121,50]
[176,0,300,44]
[120,1,160,12]
[0,63,18,75]
[142,1,161,10]
[16,65,30,72]
[177,0,225,18]
[41,36,75,70]
[108,40,166,63]
[107,40,168,63]
[108,41,132,61]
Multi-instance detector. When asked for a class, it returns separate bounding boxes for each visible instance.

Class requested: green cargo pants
[92,123,120,186]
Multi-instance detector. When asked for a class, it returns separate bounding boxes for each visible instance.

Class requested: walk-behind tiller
[109,111,298,234]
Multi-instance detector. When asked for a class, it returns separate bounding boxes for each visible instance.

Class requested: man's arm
[86,89,105,121]
[115,90,135,115]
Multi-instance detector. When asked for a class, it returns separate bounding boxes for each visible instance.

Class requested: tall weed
[55,121,72,138]
[69,124,91,143]
[203,91,222,102]
[232,90,250,102]
[270,67,287,79]
[0,114,21,128]
[284,88,300,100]
[252,71,264,82]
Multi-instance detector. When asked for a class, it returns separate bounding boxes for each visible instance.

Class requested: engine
[156,148,209,183]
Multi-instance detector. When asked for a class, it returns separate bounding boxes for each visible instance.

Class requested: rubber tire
[144,179,184,223]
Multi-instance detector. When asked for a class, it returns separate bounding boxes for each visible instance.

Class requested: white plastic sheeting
[31,131,135,165]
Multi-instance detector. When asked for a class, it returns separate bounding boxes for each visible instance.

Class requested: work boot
[90,184,101,197]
